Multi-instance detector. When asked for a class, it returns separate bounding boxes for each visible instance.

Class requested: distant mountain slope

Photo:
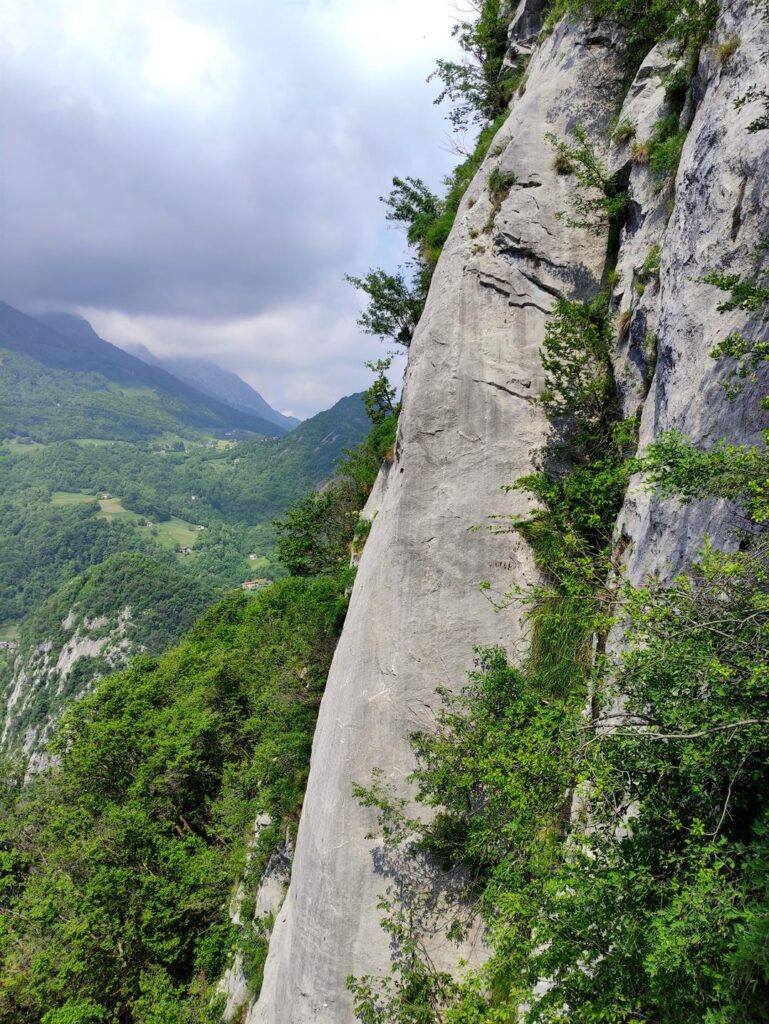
[0,551,217,761]
[0,302,285,441]
[268,391,369,477]
[124,340,300,431]
[223,392,371,520]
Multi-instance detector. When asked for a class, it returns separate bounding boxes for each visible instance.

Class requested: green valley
[0,302,372,764]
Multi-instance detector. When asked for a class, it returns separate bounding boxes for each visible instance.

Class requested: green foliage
[504,419,633,701]
[486,166,517,200]
[0,553,217,752]
[706,243,769,401]
[610,117,636,143]
[346,0,519,354]
[348,647,583,1020]
[0,347,273,447]
[427,0,519,132]
[362,357,398,425]
[511,426,633,581]
[643,330,659,379]
[275,409,398,577]
[734,0,768,131]
[347,108,510,356]
[274,488,357,578]
[545,0,719,63]
[42,1000,108,1024]
[345,270,424,348]
[642,243,769,522]
[238,913,273,997]
[351,542,769,1022]
[0,486,160,623]
[521,543,769,1023]
[645,114,688,185]
[0,577,347,1021]
[504,296,633,693]
[537,295,617,447]
[638,243,662,284]
[643,430,769,524]
[714,33,741,63]
[735,84,769,133]
[382,176,444,246]
[546,125,628,232]
[663,64,692,109]
[0,394,370,625]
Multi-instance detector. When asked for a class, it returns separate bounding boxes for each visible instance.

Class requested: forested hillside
[0,553,217,760]
[0,393,367,614]
[0,578,346,1022]
[0,398,398,1022]
[0,302,285,442]
[0,311,370,761]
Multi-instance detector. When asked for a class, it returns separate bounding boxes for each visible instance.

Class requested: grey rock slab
[607,41,680,415]
[614,0,769,588]
[251,18,624,1024]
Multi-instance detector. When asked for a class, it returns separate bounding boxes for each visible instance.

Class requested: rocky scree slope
[244,2,768,1021]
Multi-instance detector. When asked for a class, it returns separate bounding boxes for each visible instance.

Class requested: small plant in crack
[547,125,628,232]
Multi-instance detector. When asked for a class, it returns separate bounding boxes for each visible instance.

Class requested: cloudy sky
[0,0,465,417]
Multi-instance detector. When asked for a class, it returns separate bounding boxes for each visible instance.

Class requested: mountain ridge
[0,301,286,440]
[120,338,301,431]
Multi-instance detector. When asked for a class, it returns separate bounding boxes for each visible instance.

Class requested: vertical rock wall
[611,0,769,585]
[252,2,768,1020]
[252,14,625,1024]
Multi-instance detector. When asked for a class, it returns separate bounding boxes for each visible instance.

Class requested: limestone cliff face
[253,10,624,1022]
[252,2,768,1020]
[610,0,769,587]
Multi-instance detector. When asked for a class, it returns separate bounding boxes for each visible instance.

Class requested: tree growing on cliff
[428,0,518,132]
[344,269,424,348]
[346,0,521,352]
[362,357,398,425]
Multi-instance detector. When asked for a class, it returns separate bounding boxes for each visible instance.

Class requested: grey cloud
[0,0,459,414]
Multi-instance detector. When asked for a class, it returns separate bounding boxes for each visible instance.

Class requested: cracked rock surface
[250,3,768,1020]
[251,16,624,1024]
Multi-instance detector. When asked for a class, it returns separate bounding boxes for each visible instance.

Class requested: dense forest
[0,385,398,1019]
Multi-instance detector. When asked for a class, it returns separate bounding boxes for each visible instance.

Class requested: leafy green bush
[638,243,662,284]
[428,0,520,132]
[348,647,581,1022]
[487,166,517,199]
[276,404,398,577]
[535,294,621,458]
[547,125,628,231]
[344,271,424,348]
[641,243,769,521]
[646,114,688,184]
[350,541,769,1022]
[610,117,636,143]
[347,0,520,354]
